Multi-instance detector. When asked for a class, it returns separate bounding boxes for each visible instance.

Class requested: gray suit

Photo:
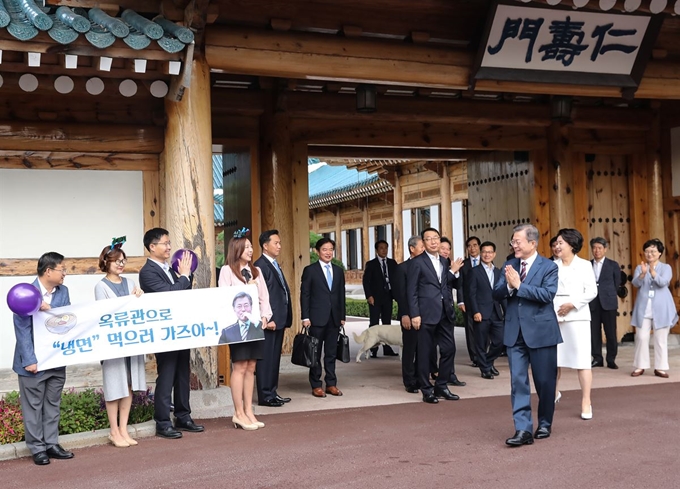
[631,263,679,329]
[13,279,70,454]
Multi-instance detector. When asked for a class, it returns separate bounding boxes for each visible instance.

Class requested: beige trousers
[633,318,670,371]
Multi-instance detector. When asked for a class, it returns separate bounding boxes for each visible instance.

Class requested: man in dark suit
[407,227,464,404]
[589,237,621,369]
[139,227,204,439]
[301,237,346,398]
[219,292,265,344]
[456,236,482,369]
[13,252,74,465]
[392,236,425,393]
[254,229,293,407]
[468,241,506,380]
[493,224,561,447]
[363,239,399,357]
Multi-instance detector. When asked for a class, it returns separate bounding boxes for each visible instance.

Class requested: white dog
[352,324,403,363]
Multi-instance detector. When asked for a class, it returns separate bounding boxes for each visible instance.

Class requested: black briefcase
[291,326,320,368]
[337,326,350,363]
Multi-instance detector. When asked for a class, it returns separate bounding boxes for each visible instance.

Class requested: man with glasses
[407,228,464,403]
[13,252,74,465]
[139,227,204,439]
[456,236,482,370]
[493,224,561,447]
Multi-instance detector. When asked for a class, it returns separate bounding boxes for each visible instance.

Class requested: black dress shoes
[534,426,551,439]
[448,377,467,387]
[156,426,183,439]
[422,394,439,404]
[175,420,205,432]
[481,371,494,380]
[470,361,479,368]
[370,351,378,358]
[33,452,50,465]
[591,360,604,368]
[46,444,74,459]
[434,388,460,401]
[607,362,619,370]
[490,366,500,376]
[383,348,399,357]
[405,385,420,393]
[275,395,292,403]
[259,398,284,407]
[505,430,534,447]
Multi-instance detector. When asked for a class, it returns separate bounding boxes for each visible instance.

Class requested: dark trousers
[154,349,191,430]
[474,315,505,373]
[18,368,65,454]
[507,331,557,432]
[590,303,618,364]
[309,322,340,389]
[417,308,456,396]
[401,325,419,388]
[463,310,480,363]
[256,327,285,402]
[369,300,396,355]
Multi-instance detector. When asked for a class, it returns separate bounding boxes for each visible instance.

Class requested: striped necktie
[520,261,527,282]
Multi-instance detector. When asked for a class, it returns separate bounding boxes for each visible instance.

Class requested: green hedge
[345,298,464,326]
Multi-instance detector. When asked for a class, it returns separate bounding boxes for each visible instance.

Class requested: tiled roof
[0,1,193,53]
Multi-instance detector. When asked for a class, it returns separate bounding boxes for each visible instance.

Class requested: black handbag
[337,326,350,363]
[291,326,320,368]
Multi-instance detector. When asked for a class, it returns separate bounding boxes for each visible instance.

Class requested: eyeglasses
[49,267,67,275]
[114,259,127,266]
[509,240,525,246]
[423,237,440,243]
[153,241,171,247]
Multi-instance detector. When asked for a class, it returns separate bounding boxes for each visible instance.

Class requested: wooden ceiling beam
[0,151,159,171]
[308,146,472,161]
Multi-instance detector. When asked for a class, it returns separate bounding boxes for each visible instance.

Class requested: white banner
[33,285,263,371]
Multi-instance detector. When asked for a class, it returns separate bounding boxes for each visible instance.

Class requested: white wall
[0,170,144,368]
[430,205,440,231]
[402,209,412,257]
[341,231,348,267]
[386,224,393,259]
[368,226,376,260]
[356,229,363,269]
[452,201,465,259]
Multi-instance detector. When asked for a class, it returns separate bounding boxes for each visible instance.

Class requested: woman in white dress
[94,242,145,447]
[553,229,598,420]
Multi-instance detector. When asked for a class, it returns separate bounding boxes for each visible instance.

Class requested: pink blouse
[218,264,273,321]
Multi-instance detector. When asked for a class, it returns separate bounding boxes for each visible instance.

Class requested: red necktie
[520,261,527,282]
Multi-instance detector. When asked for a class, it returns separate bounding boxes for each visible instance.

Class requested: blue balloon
[7,283,42,317]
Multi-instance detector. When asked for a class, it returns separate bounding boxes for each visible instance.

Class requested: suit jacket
[455,256,479,306]
[493,255,562,349]
[467,264,506,320]
[406,252,458,325]
[139,259,192,293]
[300,261,346,327]
[589,257,620,311]
[219,320,265,344]
[630,262,679,329]
[13,279,70,377]
[362,257,397,306]
[393,259,412,319]
[254,255,292,330]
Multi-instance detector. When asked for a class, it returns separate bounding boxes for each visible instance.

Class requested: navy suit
[589,257,620,365]
[393,259,418,388]
[457,257,481,363]
[363,256,398,355]
[406,252,459,396]
[13,279,70,454]
[219,321,264,344]
[468,264,506,374]
[493,255,561,433]
[139,259,193,430]
[254,254,292,402]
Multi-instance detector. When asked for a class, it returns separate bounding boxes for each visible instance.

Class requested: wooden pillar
[628,153,650,267]
[393,171,404,262]
[647,106,665,241]
[530,148,552,257]
[362,201,370,268]
[335,206,343,261]
[572,152,590,259]
[161,55,218,389]
[440,163,452,240]
[289,141,310,343]
[547,121,575,237]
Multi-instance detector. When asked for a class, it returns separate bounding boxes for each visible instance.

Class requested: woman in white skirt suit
[553,229,598,420]
[94,243,145,448]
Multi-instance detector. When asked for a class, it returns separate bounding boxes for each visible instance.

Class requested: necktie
[472,258,477,267]
[325,264,333,290]
[594,261,601,281]
[273,260,288,303]
[381,259,391,290]
[520,261,527,282]
[241,322,249,341]
[241,268,252,283]
[489,267,495,287]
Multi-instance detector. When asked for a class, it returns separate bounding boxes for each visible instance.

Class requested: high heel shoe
[120,429,138,446]
[250,420,265,428]
[232,416,258,431]
[108,434,130,448]
[554,391,562,404]
[581,405,593,420]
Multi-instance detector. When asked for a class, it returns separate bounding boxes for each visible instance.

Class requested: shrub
[128,388,155,425]
[0,399,24,444]
[59,388,109,435]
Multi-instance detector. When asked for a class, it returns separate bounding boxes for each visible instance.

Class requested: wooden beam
[647,108,665,241]
[0,151,159,171]
[143,170,161,235]
[0,256,146,276]
[570,128,647,155]
[572,152,590,260]
[392,171,404,263]
[547,122,574,236]
[628,153,650,266]
[0,121,164,153]
[308,146,473,160]
[530,148,551,257]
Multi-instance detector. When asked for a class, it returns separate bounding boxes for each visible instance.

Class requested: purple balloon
[7,283,42,317]
[171,249,199,274]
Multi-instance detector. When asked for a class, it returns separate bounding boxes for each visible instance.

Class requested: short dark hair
[557,228,584,254]
[643,238,664,254]
[315,237,335,251]
[375,240,388,250]
[466,236,481,246]
[143,227,169,251]
[440,237,452,247]
[37,252,64,276]
[232,291,253,308]
[480,241,496,252]
[420,227,440,240]
[259,229,279,248]
[590,237,608,248]
[550,236,558,247]
[98,247,127,273]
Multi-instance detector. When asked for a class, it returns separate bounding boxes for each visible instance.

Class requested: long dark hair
[226,237,259,283]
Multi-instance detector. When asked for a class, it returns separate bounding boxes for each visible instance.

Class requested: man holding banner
[139,228,204,439]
